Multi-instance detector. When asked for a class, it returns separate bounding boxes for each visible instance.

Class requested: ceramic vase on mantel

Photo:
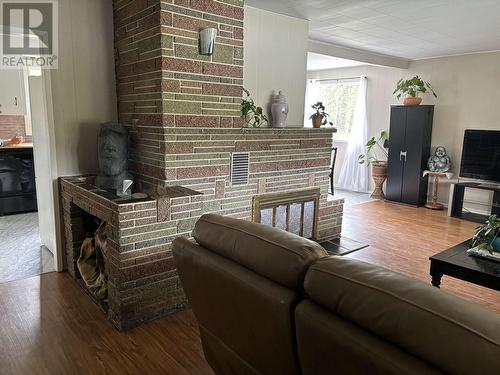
[271,91,289,128]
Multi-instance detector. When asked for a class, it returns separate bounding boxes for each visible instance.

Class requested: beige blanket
[77,223,108,300]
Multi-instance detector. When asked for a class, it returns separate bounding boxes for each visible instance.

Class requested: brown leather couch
[172,214,500,375]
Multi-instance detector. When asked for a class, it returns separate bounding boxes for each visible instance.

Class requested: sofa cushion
[304,256,500,375]
[192,214,327,289]
[295,299,443,375]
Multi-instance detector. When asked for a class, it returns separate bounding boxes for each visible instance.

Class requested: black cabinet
[386,105,433,206]
[0,147,37,215]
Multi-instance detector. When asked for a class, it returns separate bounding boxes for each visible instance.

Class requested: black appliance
[460,129,500,183]
[0,147,37,215]
[386,105,434,206]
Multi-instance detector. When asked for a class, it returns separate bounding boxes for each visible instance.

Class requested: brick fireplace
[59,0,344,330]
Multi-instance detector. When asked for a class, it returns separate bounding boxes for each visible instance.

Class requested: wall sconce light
[199,27,217,56]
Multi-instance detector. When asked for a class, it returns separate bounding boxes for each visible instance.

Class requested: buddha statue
[95,123,133,191]
[428,146,451,173]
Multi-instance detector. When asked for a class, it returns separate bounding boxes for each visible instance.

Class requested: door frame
[39,68,63,271]
[26,67,63,272]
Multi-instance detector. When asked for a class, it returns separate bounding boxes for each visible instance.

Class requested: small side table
[423,171,453,210]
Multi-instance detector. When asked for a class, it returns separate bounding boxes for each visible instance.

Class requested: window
[305,78,360,140]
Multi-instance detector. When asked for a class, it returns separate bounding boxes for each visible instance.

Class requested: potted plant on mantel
[309,101,334,128]
[358,130,389,199]
[393,75,437,106]
[241,88,269,128]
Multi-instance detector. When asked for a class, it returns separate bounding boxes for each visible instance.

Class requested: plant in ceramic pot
[393,75,437,106]
[241,88,269,128]
[309,102,333,128]
[471,215,500,254]
[358,130,389,199]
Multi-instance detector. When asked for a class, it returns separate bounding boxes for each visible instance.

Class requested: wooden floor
[343,201,500,313]
[0,274,214,375]
[0,201,499,374]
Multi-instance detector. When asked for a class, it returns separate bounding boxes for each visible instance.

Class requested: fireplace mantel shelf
[240,126,336,134]
[241,127,336,132]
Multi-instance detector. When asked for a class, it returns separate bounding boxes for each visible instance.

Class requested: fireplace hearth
[60,176,201,330]
[252,188,320,239]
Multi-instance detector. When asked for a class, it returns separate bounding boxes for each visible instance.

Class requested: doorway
[0,66,58,283]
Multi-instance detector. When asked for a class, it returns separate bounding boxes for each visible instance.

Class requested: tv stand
[477,182,500,189]
[449,182,500,223]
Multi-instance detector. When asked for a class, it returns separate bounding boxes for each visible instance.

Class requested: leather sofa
[172,214,500,375]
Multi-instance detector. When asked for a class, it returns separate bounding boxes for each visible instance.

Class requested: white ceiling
[246,0,500,60]
[307,53,366,71]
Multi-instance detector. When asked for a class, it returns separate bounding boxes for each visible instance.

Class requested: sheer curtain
[336,76,368,192]
[304,79,320,127]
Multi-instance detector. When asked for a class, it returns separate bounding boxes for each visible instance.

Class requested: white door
[28,72,59,268]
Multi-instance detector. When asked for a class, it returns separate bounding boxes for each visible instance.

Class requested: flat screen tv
[460,130,500,182]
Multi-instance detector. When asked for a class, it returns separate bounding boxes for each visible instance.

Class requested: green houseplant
[241,88,268,128]
[309,101,333,128]
[393,75,437,106]
[358,130,389,199]
[471,215,500,254]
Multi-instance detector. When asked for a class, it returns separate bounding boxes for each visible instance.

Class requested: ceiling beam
[308,40,410,69]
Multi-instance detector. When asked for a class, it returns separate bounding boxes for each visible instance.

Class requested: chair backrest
[296,256,500,375]
[173,214,327,375]
[331,147,338,168]
[330,147,338,195]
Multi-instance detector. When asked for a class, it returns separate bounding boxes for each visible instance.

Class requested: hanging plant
[241,88,268,128]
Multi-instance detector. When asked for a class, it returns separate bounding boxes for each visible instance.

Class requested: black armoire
[386,105,434,206]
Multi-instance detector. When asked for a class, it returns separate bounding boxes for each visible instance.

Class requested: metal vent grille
[230,152,249,185]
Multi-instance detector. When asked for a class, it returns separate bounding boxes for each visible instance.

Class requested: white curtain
[337,76,369,193]
[304,79,320,127]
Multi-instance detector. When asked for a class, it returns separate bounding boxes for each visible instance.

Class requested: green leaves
[471,214,500,254]
[241,88,268,128]
[309,101,330,120]
[358,130,389,166]
[393,75,437,100]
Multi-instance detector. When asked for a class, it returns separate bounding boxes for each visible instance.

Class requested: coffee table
[429,240,500,291]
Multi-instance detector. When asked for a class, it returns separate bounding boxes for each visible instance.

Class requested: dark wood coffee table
[429,241,500,291]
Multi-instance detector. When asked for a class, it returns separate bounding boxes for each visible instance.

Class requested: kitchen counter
[1,142,33,150]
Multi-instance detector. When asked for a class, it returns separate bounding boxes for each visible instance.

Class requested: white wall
[308,51,500,211]
[408,52,500,211]
[244,6,309,126]
[30,0,117,269]
[50,0,117,176]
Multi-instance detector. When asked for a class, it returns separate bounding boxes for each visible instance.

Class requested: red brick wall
[63,0,344,329]
[0,115,31,141]
[114,0,245,187]
[112,0,343,240]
